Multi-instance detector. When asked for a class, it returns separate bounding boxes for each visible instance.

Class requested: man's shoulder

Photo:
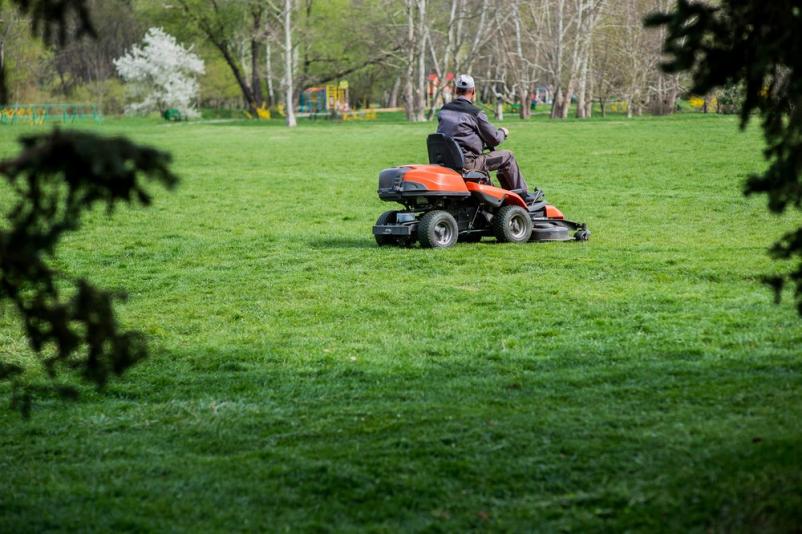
[440,98,481,117]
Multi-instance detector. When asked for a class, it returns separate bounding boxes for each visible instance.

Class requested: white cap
[455,74,475,89]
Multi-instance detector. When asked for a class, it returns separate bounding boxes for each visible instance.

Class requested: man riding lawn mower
[372,74,589,248]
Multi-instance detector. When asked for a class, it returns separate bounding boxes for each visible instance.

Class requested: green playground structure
[1,103,103,125]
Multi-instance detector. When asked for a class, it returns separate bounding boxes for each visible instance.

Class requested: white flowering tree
[114,28,204,118]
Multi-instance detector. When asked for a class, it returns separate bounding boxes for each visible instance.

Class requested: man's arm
[476,111,506,149]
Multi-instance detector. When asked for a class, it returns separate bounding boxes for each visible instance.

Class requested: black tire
[374,210,399,246]
[493,205,533,243]
[418,210,459,248]
[574,229,590,241]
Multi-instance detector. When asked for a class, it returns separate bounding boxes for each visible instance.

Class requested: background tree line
[1,0,702,121]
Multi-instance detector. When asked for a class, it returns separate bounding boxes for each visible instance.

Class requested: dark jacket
[436,97,506,158]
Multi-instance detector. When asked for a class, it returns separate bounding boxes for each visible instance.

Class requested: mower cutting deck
[372,133,589,248]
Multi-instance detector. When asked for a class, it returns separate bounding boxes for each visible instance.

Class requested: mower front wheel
[574,228,590,241]
[418,210,459,248]
[493,205,533,243]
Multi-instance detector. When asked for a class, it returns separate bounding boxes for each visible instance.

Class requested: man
[436,74,542,203]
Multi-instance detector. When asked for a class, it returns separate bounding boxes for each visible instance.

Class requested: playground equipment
[299,80,350,114]
[0,103,102,125]
[427,71,455,108]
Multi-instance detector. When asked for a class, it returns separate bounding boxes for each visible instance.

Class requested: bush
[70,79,126,115]
[717,83,745,115]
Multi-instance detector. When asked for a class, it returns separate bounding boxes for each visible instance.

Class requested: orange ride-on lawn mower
[372,133,590,248]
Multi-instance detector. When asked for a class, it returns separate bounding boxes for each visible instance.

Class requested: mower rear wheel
[418,210,459,248]
[374,210,400,246]
[493,205,533,243]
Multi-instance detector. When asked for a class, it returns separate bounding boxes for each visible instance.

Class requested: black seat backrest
[427,133,464,171]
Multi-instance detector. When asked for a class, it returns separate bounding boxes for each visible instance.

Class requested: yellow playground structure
[299,80,350,114]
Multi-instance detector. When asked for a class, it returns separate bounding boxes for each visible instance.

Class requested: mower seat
[427,133,491,184]
[427,133,465,172]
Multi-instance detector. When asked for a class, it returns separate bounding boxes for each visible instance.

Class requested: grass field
[1,113,801,532]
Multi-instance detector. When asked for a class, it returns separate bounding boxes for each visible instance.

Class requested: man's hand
[499,127,509,138]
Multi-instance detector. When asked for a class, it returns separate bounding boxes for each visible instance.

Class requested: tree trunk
[549,0,565,120]
[519,87,530,119]
[251,37,262,107]
[667,74,680,114]
[219,43,258,114]
[265,40,275,106]
[175,0,258,114]
[403,1,416,120]
[402,0,426,122]
[284,0,297,127]
[560,82,574,119]
[249,8,263,107]
[511,0,530,120]
[575,64,587,118]
[551,89,564,119]
[0,41,8,105]
[585,57,594,118]
[495,86,504,120]
[575,47,589,118]
[388,76,400,108]
[414,0,427,121]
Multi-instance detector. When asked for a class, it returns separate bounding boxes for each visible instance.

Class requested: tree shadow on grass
[4,345,802,531]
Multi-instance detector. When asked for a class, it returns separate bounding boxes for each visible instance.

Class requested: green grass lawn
[1,113,801,532]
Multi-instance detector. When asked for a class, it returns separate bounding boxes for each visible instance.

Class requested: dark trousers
[465,150,529,192]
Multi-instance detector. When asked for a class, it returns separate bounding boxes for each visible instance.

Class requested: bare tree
[249,3,265,108]
[590,12,625,116]
[574,1,607,117]
[508,0,532,119]
[423,0,492,118]
[402,0,426,121]
[175,0,261,114]
[0,3,26,104]
[265,35,276,106]
[282,0,297,126]
[543,0,606,119]
[645,0,681,115]
[618,0,656,117]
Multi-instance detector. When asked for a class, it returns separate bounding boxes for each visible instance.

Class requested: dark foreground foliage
[647,0,802,312]
[0,130,177,415]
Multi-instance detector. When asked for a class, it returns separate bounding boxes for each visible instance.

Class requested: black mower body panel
[373,223,415,236]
